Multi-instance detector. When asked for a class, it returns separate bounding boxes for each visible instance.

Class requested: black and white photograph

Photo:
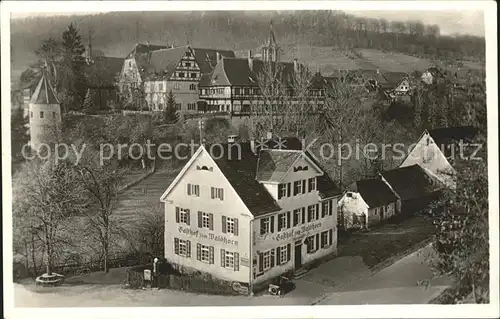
[1,1,498,318]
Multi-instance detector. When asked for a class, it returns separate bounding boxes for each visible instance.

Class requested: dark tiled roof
[30,74,59,104]
[192,48,235,74]
[86,56,124,87]
[349,179,398,208]
[145,46,189,80]
[383,71,408,86]
[143,46,235,81]
[209,142,281,216]
[207,137,341,216]
[127,43,170,58]
[381,165,442,201]
[256,150,302,182]
[200,57,326,89]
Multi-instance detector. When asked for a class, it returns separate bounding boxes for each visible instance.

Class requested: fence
[125,263,246,296]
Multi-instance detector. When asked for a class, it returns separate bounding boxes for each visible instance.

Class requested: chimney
[216,52,221,64]
[294,59,299,73]
[248,50,253,71]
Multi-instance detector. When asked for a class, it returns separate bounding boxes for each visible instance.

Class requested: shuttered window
[197,244,214,263]
[293,209,301,227]
[277,244,291,265]
[322,201,330,218]
[198,211,213,230]
[211,187,224,200]
[222,216,238,235]
[278,184,287,199]
[174,238,191,257]
[260,216,274,235]
[308,178,316,192]
[187,183,200,196]
[221,250,239,271]
[321,230,329,248]
[176,207,190,225]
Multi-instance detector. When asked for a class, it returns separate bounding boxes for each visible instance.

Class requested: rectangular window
[293,180,303,195]
[244,88,250,95]
[191,73,197,78]
[210,187,224,200]
[307,205,317,222]
[174,83,180,90]
[178,72,185,78]
[321,230,329,248]
[187,183,200,197]
[52,112,56,118]
[200,245,210,263]
[174,238,191,257]
[202,212,211,229]
[226,217,235,234]
[224,251,234,269]
[177,208,190,225]
[262,249,274,270]
[260,216,274,235]
[278,184,288,199]
[293,208,301,227]
[308,178,316,192]
[322,201,330,218]
[306,235,316,253]
[158,83,163,91]
[234,88,240,95]
[221,250,239,271]
[279,245,288,264]
[254,88,261,95]
[278,213,287,231]
[175,103,181,110]
[40,111,44,119]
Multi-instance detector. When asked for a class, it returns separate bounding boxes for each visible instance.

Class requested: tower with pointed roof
[261,21,281,63]
[28,73,61,150]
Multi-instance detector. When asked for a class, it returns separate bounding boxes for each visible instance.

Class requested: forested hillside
[11,10,485,86]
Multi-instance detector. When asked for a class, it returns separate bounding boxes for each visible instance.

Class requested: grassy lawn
[337,214,437,269]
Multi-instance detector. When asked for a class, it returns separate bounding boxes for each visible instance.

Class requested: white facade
[400,130,456,188]
[160,146,340,292]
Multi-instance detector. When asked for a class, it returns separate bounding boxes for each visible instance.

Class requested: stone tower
[28,73,61,150]
[261,21,280,63]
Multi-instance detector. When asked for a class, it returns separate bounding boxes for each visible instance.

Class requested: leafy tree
[432,146,488,303]
[59,23,87,111]
[163,90,179,124]
[11,106,29,169]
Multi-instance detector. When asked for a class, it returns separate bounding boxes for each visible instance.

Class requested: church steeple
[262,20,280,63]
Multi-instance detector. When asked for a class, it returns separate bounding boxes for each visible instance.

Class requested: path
[14,244,452,307]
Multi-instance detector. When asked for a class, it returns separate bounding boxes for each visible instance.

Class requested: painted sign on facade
[178,226,239,246]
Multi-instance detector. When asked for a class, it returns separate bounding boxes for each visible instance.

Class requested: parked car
[268,276,295,296]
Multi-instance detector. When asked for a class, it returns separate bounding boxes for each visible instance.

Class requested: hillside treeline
[11,11,485,62]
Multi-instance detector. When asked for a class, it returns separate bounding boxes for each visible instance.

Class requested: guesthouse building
[159,138,341,293]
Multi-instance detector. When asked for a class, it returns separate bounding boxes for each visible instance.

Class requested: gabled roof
[127,43,171,58]
[143,46,236,81]
[199,57,326,89]
[348,178,398,208]
[383,71,408,87]
[86,56,124,87]
[381,164,442,201]
[209,142,281,216]
[30,74,59,104]
[192,48,235,74]
[256,150,302,182]
[145,46,190,80]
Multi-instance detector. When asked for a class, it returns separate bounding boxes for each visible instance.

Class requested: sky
[11,9,485,37]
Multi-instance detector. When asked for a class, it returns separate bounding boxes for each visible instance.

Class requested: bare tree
[75,151,126,273]
[13,158,85,276]
[315,71,367,189]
